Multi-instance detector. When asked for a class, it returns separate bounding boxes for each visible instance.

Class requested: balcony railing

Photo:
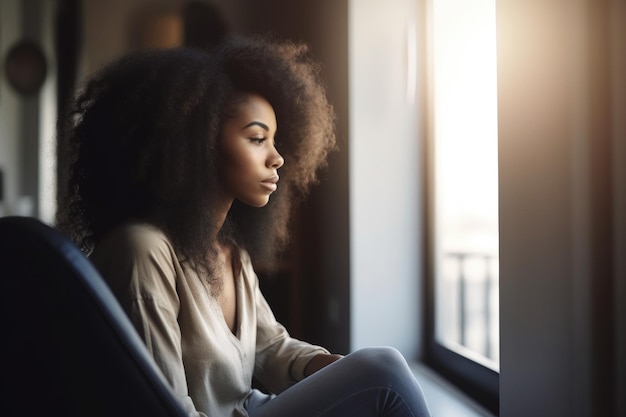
[440,251,499,366]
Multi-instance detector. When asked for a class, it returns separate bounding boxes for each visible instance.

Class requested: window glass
[430,0,499,371]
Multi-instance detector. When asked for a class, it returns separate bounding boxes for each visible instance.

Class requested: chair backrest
[0,216,188,417]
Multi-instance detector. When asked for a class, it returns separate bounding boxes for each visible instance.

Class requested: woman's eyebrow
[242,121,269,131]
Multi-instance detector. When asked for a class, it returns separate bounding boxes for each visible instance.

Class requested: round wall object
[4,40,48,95]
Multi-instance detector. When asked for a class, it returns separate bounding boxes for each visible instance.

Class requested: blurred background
[0,1,624,416]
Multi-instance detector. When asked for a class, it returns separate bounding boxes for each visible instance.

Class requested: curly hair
[56,35,336,286]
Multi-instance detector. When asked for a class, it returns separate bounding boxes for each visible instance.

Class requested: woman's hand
[304,353,344,377]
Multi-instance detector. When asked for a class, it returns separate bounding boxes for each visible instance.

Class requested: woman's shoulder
[100,223,171,250]
[91,223,178,268]
[91,223,183,309]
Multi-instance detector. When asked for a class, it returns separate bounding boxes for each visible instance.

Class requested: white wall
[0,0,55,222]
[349,0,424,359]
[38,0,57,224]
[0,0,22,216]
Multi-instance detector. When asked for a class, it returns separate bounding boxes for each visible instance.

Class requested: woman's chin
[239,197,271,208]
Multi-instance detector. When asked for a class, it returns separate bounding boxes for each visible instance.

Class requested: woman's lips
[261,175,279,191]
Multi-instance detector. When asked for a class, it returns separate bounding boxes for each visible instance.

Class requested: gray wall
[497,0,625,415]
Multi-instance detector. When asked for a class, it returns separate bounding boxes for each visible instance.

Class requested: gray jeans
[245,346,432,417]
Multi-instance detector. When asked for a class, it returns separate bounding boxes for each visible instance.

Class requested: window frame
[422,253,500,413]
[418,0,500,413]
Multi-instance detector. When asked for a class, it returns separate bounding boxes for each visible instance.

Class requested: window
[422,0,499,413]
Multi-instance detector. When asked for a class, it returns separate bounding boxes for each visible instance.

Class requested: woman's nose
[269,148,284,169]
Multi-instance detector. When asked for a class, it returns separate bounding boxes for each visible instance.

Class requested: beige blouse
[90,223,328,417]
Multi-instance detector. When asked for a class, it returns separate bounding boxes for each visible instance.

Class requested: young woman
[57,35,431,417]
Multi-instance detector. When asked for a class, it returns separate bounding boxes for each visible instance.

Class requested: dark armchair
[0,216,187,416]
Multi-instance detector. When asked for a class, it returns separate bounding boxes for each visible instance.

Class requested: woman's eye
[250,137,266,144]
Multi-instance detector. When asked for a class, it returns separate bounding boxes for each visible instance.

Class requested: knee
[351,346,406,365]
[347,346,411,380]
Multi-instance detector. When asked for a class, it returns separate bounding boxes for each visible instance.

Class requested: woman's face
[217,94,284,207]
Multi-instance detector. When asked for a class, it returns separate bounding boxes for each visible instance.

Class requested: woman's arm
[90,225,208,417]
